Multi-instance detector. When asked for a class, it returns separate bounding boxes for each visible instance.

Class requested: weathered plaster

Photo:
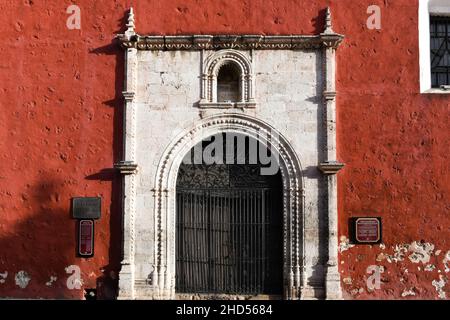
[15,271,30,289]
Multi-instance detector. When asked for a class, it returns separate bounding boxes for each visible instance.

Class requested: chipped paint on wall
[15,271,30,289]
[432,275,447,300]
[45,276,57,287]
[350,288,365,296]
[386,244,409,263]
[376,253,387,262]
[408,241,434,264]
[0,271,8,284]
[425,264,436,272]
[401,288,416,297]
[443,251,450,273]
[343,277,352,285]
[339,236,355,253]
[340,240,449,300]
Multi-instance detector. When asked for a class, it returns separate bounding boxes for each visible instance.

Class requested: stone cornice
[318,161,345,175]
[117,34,344,51]
[320,33,345,49]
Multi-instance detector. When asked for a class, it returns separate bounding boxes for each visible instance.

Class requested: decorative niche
[199,49,256,108]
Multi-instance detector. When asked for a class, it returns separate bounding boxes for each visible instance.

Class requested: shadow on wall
[0,179,79,298]
[85,169,123,300]
[313,8,328,34]
[0,13,126,300]
[85,14,127,300]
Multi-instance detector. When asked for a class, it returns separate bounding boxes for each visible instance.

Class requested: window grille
[430,16,450,88]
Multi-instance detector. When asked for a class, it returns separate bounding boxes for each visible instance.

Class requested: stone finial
[320,7,344,48]
[323,7,334,34]
[125,7,135,37]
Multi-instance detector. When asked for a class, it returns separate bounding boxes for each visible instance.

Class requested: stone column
[318,7,345,300]
[115,8,139,300]
[116,90,138,300]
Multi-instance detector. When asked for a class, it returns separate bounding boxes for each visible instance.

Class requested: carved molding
[323,91,337,101]
[197,102,257,109]
[118,34,345,51]
[318,161,345,175]
[123,91,135,102]
[199,49,256,108]
[114,161,138,175]
[151,113,305,299]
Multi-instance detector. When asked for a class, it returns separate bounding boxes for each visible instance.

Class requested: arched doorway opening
[175,133,283,296]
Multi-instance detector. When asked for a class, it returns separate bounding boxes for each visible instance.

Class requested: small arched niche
[199,49,256,109]
[217,63,242,103]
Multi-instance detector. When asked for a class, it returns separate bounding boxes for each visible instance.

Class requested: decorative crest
[324,7,334,34]
[319,7,344,49]
[125,7,135,38]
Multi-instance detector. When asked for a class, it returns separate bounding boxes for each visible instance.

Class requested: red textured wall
[0,0,448,299]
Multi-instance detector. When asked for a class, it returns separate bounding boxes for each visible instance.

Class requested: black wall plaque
[72,197,101,219]
[78,219,94,257]
[349,217,382,244]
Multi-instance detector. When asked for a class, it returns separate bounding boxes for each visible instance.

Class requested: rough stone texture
[0,0,448,299]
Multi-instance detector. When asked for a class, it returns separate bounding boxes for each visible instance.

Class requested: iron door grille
[176,188,282,295]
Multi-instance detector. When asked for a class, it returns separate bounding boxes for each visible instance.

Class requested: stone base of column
[325,265,343,300]
[301,286,325,300]
[117,263,135,300]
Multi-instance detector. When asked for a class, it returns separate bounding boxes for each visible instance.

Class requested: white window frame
[419,0,450,93]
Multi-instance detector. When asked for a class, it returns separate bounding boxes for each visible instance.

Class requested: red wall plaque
[78,220,94,257]
[355,218,381,244]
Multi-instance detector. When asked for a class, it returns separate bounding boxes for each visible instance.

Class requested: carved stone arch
[200,49,256,108]
[205,49,252,76]
[150,113,306,299]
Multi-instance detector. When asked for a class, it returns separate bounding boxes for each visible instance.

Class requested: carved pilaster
[117,8,138,300]
[320,7,344,300]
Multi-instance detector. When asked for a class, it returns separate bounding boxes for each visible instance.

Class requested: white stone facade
[115,8,344,300]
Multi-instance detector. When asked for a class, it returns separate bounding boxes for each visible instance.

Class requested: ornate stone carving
[199,50,256,109]
[320,7,344,300]
[117,7,136,42]
[151,113,304,299]
[118,34,345,51]
[115,7,345,300]
[122,91,135,102]
[114,161,138,175]
[320,7,344,49]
